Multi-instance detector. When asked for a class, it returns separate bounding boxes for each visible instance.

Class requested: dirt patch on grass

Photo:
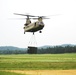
[4,70,76,75]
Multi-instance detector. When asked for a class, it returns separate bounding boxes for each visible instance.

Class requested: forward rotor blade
[9,17,35,20]
[14,13,27,16]
[14,13,37,17]
[9,18,27,20]
[9,17,50,20]
[14,13,49,18]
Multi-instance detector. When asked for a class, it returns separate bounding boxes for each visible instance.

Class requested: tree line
[0,49,27,54]
[0,45,76,54]
[37,45,76,54]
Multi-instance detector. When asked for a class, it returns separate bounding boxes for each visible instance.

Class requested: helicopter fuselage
[23,21,44,33]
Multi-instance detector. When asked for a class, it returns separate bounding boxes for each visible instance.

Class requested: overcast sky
[0,0,76,48]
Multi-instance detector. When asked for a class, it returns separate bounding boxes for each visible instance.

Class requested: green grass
[0,71,25,75]
[0,53,76,70]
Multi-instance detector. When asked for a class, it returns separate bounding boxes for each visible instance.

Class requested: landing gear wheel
[33,32,34,35]
[39,31,42,33]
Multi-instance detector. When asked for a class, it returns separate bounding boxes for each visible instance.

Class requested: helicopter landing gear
[39,31,42,33]
[24,31,25,34]
[33,32,34,35]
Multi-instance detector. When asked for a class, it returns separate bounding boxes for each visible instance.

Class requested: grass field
[0,53,76,70]
[0,70,25,75]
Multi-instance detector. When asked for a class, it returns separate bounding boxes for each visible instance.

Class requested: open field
[0,70,25,75]
[0,53,76,75]
[0,53,76,70]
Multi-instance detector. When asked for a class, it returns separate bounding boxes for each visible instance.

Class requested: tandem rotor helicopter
[14,13,50,35]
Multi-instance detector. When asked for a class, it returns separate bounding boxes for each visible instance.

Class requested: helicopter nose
[39,22,44,26]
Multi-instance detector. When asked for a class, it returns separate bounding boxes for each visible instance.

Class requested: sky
[0,0,76,48]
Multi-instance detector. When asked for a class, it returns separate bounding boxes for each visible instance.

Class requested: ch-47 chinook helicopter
[14,13,49,35]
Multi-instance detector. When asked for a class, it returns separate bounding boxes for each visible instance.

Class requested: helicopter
[14,13,49,35]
